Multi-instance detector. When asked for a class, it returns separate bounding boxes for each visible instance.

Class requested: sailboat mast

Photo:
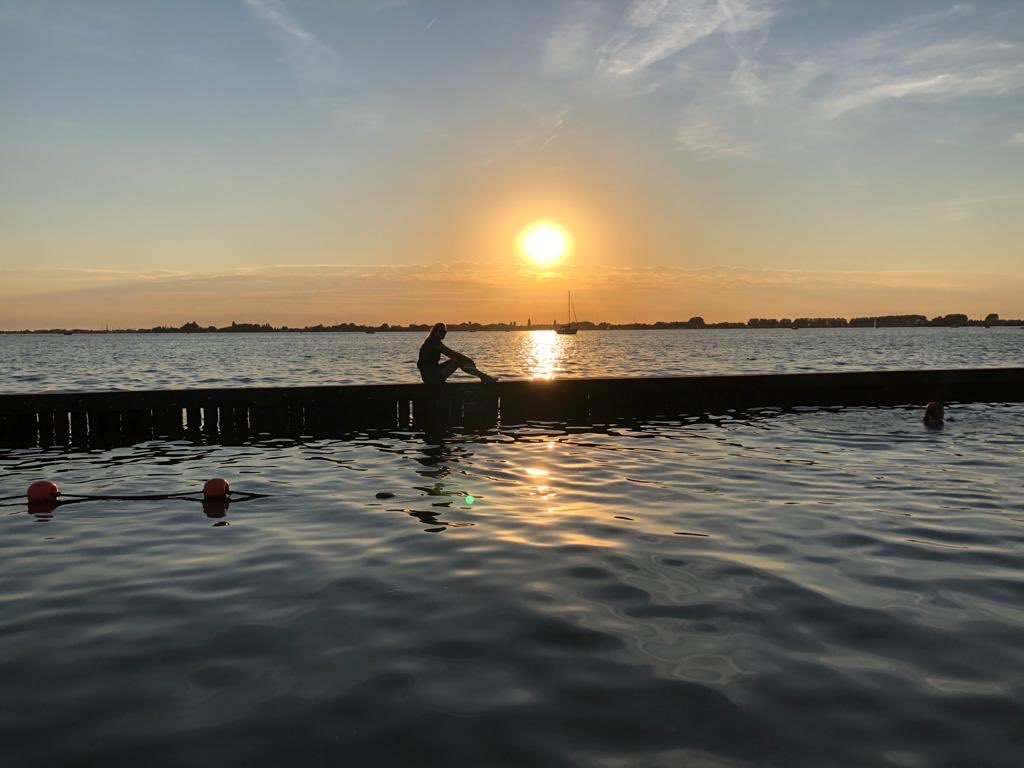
[556,290,580,334]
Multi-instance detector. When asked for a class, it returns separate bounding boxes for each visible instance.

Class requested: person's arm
[438,342,473,365]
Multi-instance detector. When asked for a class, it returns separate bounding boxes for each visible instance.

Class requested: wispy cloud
[474,104,574,165]
[672,4,1024,158]
[674,117,756,158]
[332,106,393,135]
[543,2,613,76]
[1007,131,1024,146]
[597,0,776,77]
[543,0,775,81]
[819,34,1024,119]
[542,2,1024,161]
[242,0,341,95]
[889,191,1024,222]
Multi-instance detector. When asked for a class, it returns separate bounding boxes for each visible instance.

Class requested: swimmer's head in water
[431,322,447,339]
[924,400,945,424]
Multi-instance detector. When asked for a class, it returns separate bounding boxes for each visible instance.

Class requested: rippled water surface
[2,327,1022,392]
[2,404,1023,766]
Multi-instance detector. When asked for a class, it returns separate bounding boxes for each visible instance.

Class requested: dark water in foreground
[2,404,1023,766]
[1,327,1022,393]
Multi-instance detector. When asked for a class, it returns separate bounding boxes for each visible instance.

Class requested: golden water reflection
[527,330,560,380]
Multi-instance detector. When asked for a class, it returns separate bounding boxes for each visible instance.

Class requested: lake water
[1,327,1022,393]
[2,403,1023,766]
[2,331,1023,766]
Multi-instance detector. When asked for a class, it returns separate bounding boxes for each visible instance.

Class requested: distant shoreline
[2,313,1022,334]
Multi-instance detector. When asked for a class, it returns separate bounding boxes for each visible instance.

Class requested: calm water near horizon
[1,326,1022,393]
[2,331,1022,766]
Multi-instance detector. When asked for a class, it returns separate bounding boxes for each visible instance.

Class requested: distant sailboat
[555,292,578,335]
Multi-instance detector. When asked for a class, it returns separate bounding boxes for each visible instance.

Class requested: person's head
[924,400,945,425]
[430,322,447,339]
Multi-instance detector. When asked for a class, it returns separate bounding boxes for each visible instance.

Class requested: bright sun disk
[518,221,571,267]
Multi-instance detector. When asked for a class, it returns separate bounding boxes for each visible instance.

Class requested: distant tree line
[4,312,1021,334]
[746,313,1014,328]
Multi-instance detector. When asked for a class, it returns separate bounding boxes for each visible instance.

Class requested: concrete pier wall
[0,367,1021,448]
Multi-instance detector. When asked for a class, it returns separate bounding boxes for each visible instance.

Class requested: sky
[1,0,1023,328]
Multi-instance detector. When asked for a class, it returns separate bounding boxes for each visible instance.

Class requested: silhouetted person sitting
[418,323,497,384]
[924,401,945,426]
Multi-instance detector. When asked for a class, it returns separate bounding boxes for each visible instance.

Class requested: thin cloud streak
[820,63,1024,120]
[242,0,341,95]
[597,0,776,77]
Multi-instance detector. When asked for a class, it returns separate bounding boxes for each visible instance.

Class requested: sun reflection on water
[528,330,560,380]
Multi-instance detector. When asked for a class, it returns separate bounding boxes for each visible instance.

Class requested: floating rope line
[57,491,202,501]
[56,491,268,502]
[12,478,269,507]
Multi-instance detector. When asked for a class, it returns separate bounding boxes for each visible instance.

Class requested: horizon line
[3,311,1022,334]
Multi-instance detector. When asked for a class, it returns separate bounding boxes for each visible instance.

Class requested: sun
[517,221,572,267]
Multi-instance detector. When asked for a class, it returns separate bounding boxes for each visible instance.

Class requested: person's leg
[460,360,498,383]
[435,358,461,382]
[464,365,498,383]
[429,358,498,384]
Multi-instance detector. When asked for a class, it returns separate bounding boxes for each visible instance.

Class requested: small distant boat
[555,292,579,335]
[364,330,376,334]
[62,331,73,336]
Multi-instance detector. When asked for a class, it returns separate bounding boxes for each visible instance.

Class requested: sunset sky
[2,0,1023,328]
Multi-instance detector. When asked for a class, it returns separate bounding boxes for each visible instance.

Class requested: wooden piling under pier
[0,367,1021,449]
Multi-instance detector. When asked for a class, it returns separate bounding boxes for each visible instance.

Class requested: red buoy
[203,478,230,499]
[27,480,60,503]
